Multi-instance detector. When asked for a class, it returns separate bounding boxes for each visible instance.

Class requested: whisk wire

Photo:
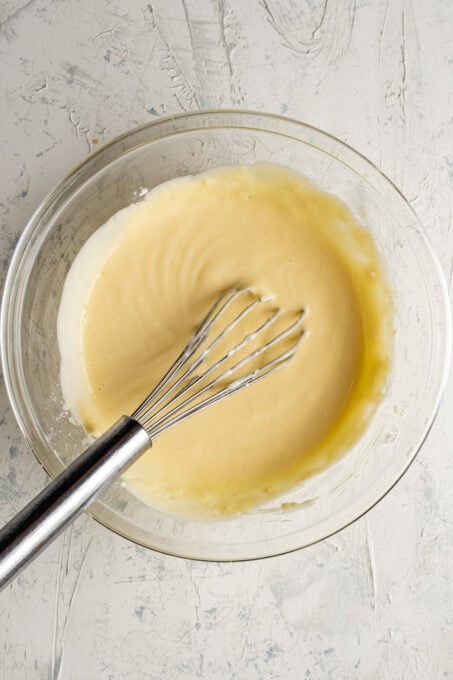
[146,333,305,439]
[132,287,246,419]
[139,305,284,430]
[133,287,306,438]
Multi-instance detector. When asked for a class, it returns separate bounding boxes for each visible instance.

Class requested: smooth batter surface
[58,164,393,518]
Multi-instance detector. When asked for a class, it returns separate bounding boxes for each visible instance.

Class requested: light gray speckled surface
[1,1,452,678]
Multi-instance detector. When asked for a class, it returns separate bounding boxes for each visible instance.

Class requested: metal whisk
[0,287,304,589]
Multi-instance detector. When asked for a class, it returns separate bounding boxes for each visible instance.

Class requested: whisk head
[132,287,305,439]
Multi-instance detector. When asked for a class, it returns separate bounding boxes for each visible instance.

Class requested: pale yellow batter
[58,163,393,518]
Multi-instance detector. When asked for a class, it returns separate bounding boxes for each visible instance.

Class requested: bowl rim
[1,108,451,561]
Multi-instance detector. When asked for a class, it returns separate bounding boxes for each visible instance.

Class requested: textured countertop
[1,1,452,678]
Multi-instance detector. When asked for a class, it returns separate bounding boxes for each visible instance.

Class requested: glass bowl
[1,110,450,560]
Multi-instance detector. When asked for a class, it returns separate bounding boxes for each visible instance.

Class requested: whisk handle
[0,416,150,591]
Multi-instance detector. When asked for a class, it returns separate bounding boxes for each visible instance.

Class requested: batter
[58,163,393,518]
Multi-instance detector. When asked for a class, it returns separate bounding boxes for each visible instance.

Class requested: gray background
[1,1,452,678]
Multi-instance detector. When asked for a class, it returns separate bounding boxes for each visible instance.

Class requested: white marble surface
[1,1,452,678]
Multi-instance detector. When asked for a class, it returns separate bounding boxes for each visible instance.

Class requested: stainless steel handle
[0,416,150,590]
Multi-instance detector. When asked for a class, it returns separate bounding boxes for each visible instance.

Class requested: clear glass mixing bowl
[1,111,450,560]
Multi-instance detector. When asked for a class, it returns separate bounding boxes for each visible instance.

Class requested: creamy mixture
[58,163,392,518]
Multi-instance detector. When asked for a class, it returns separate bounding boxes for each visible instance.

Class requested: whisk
[0,287,304,589]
